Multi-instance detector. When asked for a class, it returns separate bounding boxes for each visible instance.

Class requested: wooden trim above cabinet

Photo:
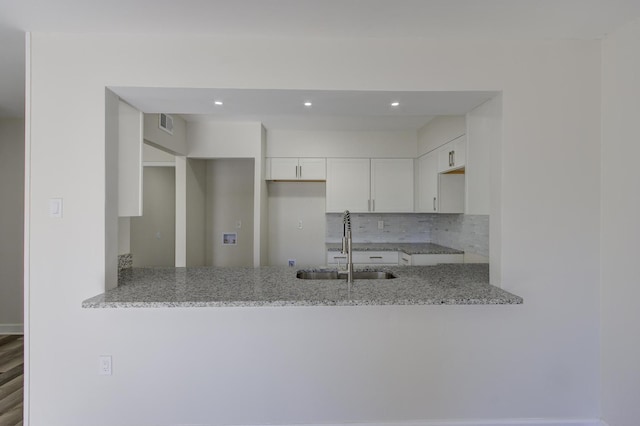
[443,167,465,175]
[269,179,326,182]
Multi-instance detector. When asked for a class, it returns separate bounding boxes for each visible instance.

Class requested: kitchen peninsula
[82,264,522,308]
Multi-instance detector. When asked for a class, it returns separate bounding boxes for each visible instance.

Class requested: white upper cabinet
[417,151,439,212]
[417,149,464,214]
[268,158,326,180]
[269,158,298,179]
[370,159,414,212]
[326,158,370,212]
[438,135,467,172]
[298,158,326,180]
[326,158,413,213]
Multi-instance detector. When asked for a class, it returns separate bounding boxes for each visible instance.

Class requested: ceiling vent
[159,113,174,135]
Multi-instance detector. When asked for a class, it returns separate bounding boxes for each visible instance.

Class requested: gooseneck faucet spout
[342,210,354,283]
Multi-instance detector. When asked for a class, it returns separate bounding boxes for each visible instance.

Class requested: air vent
[159,113,174,135]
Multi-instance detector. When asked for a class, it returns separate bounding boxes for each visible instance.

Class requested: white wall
[143,142,175,163]
[130,167,176,267]
[186,158,206,266]
[267,129,418,158]
[205,159,254,267]
[104,89,120,289]
[0,118,24,332]
[417,115,466,156]
[143,113,187,155]
[188,120,267,266]
[188,121,263,158]
[267,182,326,266]
[27,34,602,425]
[601,17,640,426]
[117,217,130,255]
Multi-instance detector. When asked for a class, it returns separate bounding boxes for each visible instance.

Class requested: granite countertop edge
[81,264,523,309]
[82,297,522,308]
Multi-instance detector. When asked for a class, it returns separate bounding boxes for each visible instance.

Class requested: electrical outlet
[288,259,296,267]
[298,220,303,229]
[99,355,112,375]
[378,220,384,230]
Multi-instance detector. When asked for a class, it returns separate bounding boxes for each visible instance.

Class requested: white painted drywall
[417,116,466,156]
[187,120,263,158]
[175,156,187,267]
[259,125,269,266]
[104,89,120,290]
[27,34,602,425]
[130,167,176,266]
[186,158,206,266]
[143,113,187,155]
[266,129,418,158]
[117,217,130,255]
[601,16,640,426]
[118,100,143,217]
[205,159,254,267]
[143,142,175,163]
[267,182,326,266]
[0,118,24,331]
[466,96,501,215]
[188,120,267,266]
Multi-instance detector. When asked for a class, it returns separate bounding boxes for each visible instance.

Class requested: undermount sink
[296,270,396,280]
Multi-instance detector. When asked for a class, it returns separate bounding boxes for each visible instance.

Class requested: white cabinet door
[298,158,326,180]
[270,158,299,180]
[352,251,399,265]
[370,159,414,212]
[417,151,439,212]
[410,254,463,265]
[326,158,370,213]
[268,158,326,180]
[327,250,399,265]
[438,135,467,172]
[399,252,412,266]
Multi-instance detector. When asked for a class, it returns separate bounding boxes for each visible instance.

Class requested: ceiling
[112,87,497,130]
[2,0,640,119]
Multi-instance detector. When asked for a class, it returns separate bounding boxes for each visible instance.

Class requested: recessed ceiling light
[303,101,312,107]
[390,101,400,107]
[214,100,223,106]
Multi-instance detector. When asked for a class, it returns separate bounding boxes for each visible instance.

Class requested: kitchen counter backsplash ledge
[325,242,463,255]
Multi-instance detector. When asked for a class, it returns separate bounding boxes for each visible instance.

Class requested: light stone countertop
[82,264,522,308]
[325,242,464,255]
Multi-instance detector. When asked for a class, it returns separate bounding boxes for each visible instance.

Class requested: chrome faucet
[342,210,354,283]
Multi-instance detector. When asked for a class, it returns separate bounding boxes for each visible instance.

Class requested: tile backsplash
[326,213,489,257]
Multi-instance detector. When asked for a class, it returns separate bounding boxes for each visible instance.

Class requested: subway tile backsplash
[326,213,489,257]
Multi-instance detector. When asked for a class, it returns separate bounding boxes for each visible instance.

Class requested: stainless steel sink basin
[296,270,396,280]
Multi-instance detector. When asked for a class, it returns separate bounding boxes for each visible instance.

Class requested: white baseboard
[241,420,604,426]
[0,323,24,334]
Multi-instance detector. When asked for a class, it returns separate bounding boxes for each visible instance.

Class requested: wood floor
[0,335,23,426]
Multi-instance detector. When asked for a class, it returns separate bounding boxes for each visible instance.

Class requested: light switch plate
[49,198,63,218]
